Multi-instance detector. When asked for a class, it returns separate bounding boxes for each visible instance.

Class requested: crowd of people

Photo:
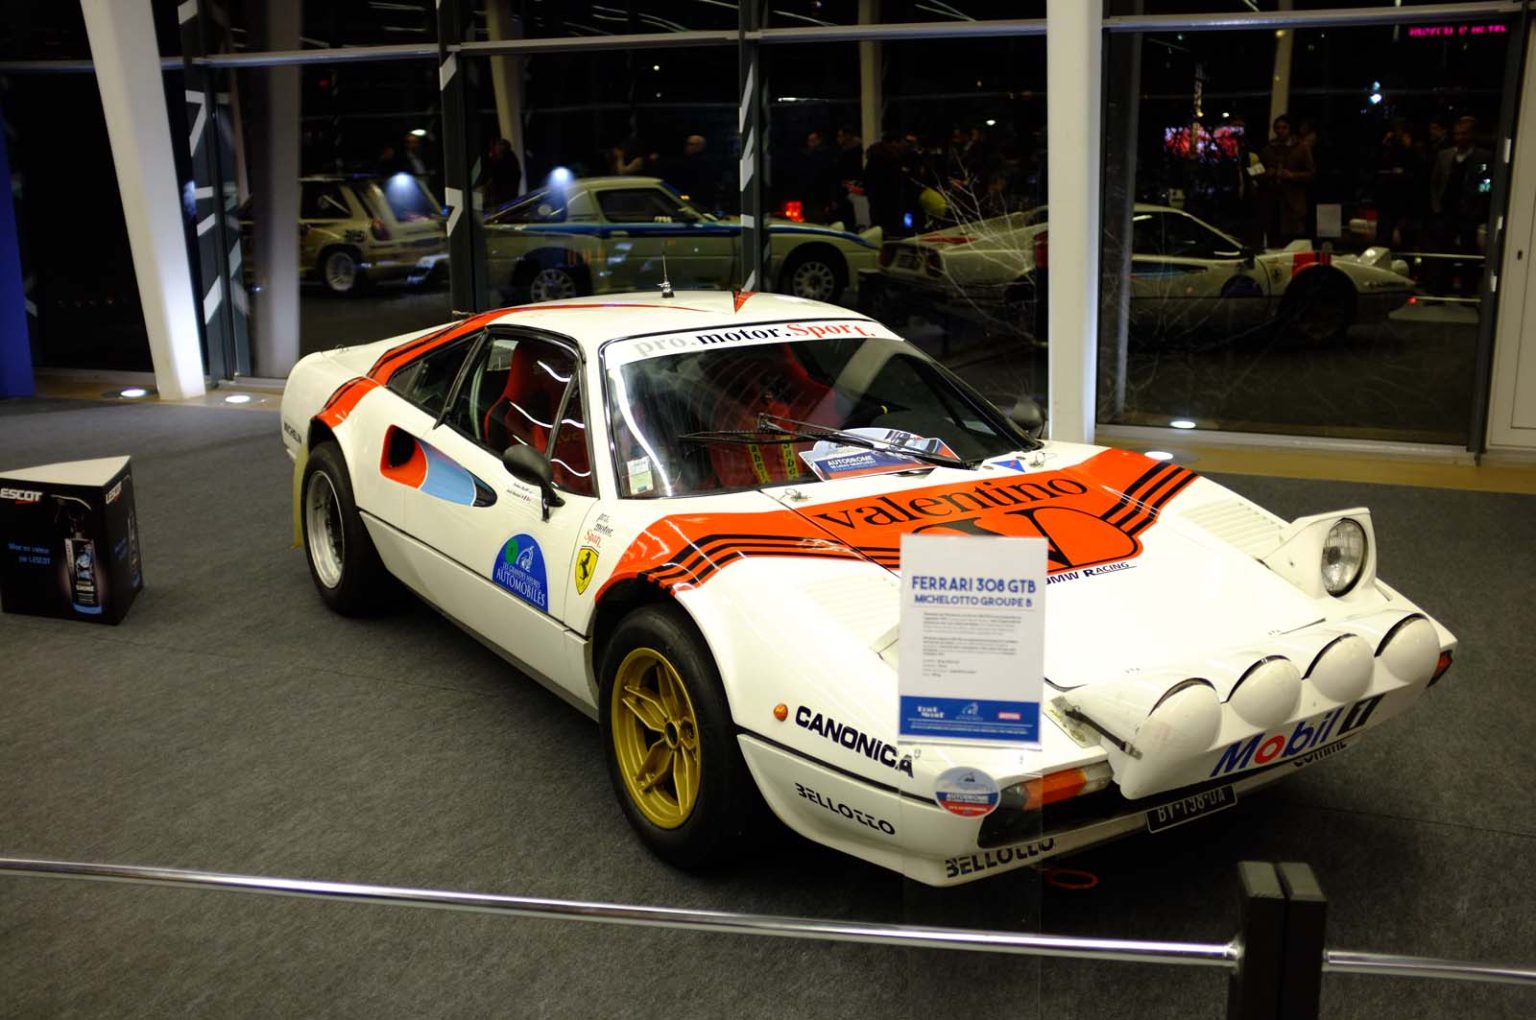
[778,123,1046,236]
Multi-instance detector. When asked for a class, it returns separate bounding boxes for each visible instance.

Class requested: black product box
[0,456,143,624]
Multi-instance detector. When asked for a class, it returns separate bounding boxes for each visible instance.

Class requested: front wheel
[599,604,753,868]
[301,442,392,615]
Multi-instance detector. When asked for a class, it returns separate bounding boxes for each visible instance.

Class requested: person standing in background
[1257,114,1314,245]
[1429,115,1493,295]
[484,138,522,210]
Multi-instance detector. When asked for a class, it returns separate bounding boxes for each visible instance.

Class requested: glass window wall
[1097,15,1515,444]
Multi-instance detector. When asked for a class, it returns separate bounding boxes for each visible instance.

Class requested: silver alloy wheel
[324,250,358,293]
[789,259,837,300]
[529,266,578,302]
[304,470,345,589]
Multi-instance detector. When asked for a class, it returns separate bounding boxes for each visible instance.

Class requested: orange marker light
[773,703,789,721]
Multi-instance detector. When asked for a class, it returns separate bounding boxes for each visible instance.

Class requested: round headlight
[1321,518,1366,596]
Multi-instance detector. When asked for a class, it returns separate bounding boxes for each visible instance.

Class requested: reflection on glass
[769,36,1052,423]
[1098,20,1512,444]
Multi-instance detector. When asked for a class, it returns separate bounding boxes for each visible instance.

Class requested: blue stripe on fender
[418,443,479,506]
[511,221,875,248]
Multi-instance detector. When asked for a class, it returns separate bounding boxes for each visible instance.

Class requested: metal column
[178,0,252,380]
[252,0,301,378]
[738,0,768,291]
[438,0,490,313]
[79,0,206,400]
[1045,0,1102,444]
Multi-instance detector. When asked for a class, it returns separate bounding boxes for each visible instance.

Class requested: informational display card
[897,533,1044,746]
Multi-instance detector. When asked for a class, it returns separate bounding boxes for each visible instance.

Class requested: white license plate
[1145,785,1237,833]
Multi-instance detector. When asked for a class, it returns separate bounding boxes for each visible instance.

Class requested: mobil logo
[1209,695,1383,778]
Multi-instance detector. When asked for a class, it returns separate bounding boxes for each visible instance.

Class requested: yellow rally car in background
[244,175,448,295]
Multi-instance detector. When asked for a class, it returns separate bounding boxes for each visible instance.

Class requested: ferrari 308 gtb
[279,290,1454,885]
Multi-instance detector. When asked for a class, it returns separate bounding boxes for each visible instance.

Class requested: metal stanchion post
[1227,861,1285,1020]
[1277,862,1326,1020]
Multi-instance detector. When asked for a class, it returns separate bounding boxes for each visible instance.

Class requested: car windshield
[604,327,1032,498]
[486,189,568,224]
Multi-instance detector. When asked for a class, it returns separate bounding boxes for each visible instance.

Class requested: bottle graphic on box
[54,496,103,615]
[127,508,142,587]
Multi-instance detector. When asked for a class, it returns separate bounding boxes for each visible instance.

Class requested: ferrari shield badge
[574,545,599,595]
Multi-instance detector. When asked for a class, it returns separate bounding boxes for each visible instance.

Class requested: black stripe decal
[1125,472,1199,536]
[1109,466,1189,528]
[1098,462,1177,522]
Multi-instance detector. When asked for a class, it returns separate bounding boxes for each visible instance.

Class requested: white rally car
[862,204,1415,342]
[484,177,880,305]
[280,291,1454,885]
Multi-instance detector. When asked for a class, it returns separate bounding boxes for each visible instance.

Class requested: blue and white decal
[491,533,550,611]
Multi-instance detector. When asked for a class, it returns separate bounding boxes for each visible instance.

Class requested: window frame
[394,325,599,499]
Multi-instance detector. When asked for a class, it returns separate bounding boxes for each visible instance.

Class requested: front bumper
[741,605,1449,886]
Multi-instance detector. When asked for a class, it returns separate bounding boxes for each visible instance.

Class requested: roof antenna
[659,253,675,299]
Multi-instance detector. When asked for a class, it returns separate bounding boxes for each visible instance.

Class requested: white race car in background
[280,291,1454,885]
[484,177,881,305]
[862,204,1416,343]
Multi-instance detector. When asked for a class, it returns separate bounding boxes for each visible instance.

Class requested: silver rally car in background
[864,204,1415,343]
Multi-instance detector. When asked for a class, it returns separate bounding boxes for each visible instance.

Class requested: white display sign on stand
[897,533,1046,747]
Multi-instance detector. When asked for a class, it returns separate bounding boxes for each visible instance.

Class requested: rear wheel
[301,442,391,615]
[599,604,753,868]
[1279,269,1357,345]
[779,247,847,303]
[319,247,364,296]
[528,265,581,302]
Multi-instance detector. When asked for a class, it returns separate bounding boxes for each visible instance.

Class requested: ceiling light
[409,128,427,137]
[1169,419,1197,429]
[985,119,996,127]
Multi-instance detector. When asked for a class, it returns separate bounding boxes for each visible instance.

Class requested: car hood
[762,444,1323,690]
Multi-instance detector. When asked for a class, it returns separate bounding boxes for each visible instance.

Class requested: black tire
[598,603,753,869]
[300,442,392,615]
[1278,268,1357,345]
[779,246,847,303]
[509,251,589,305]
[318,246,366,296]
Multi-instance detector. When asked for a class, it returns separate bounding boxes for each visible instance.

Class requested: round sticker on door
[933,767,1001,818]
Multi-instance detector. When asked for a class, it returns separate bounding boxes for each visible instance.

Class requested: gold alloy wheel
[610,647,702,829]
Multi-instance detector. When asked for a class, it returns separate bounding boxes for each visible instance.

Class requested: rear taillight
[1033,230,1049,270]
[782,200,804,223]
[370,218,391,241]
[878,244,895,268]
[925,250,943,277]
[1430,649,1453,686]
[1290,249,1332,278]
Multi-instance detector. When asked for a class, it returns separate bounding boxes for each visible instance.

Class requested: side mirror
[1007,397,1046,440]
[503,444,565,520]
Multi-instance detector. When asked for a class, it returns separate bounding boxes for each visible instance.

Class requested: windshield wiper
[755,413,973,469]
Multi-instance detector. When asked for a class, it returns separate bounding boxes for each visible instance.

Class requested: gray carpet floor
[0,398,1532,1019]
